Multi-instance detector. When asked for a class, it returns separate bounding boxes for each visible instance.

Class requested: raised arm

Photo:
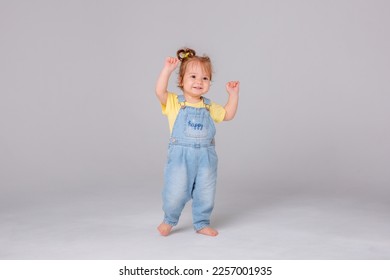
[155,57,180,105]
[223,81,240,121]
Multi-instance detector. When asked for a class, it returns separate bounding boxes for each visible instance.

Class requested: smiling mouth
[193,86,203,90]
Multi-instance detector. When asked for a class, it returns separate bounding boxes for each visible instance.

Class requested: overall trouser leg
[162,145,196,226]
[191,147,218,231]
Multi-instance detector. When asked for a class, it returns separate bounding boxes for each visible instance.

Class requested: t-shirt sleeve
[210,102,226,123]
[161,92,176,116]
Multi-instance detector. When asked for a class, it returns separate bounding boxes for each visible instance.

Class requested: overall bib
[162,95,218,231]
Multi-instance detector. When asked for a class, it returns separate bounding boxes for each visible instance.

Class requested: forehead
[185,61,211,76]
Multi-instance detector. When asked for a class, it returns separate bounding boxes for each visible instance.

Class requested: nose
[195,77,203,83]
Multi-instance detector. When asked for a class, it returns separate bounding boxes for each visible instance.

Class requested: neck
[183,93,202,103]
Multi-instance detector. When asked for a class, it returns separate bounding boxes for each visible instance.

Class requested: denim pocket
[184,111,210,138]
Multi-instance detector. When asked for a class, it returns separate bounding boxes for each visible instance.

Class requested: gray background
[1,0,389,259]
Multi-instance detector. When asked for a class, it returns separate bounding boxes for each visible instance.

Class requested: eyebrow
[188,72,209,76]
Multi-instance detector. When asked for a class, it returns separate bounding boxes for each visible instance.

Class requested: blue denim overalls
[162,95,218,231]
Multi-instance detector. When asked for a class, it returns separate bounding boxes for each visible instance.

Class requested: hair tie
[177,48,196,61]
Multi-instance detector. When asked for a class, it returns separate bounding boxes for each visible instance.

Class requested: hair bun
[177,48,196,61]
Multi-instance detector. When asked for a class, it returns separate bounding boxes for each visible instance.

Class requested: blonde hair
[176,48,213,90]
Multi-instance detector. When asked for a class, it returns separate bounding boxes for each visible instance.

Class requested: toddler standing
[155,48,239,236]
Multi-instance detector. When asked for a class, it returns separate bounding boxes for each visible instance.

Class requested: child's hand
[226,81,240,95]
[164,57,180,72]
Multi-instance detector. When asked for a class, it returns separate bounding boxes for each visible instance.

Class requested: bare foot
[196,227,218,236]
[157,223,173,236]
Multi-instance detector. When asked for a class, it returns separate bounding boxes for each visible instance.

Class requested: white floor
[1,179,390,260]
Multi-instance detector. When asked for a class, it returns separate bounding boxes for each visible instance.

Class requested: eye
[203,77,210,81]
[190,75,196,79]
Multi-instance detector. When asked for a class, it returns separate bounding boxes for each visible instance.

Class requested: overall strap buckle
[202,97,211,111]
[177,95,186,109]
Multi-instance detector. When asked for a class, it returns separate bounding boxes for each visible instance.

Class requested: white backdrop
[1,0,389,259]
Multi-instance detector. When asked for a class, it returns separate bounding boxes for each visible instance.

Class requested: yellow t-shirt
[161,92,226,134]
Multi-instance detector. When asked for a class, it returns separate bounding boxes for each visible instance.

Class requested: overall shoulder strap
[202,97,211,105]
[202,97,211,111]
[177,95,186,103]
[177,95,186,108]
